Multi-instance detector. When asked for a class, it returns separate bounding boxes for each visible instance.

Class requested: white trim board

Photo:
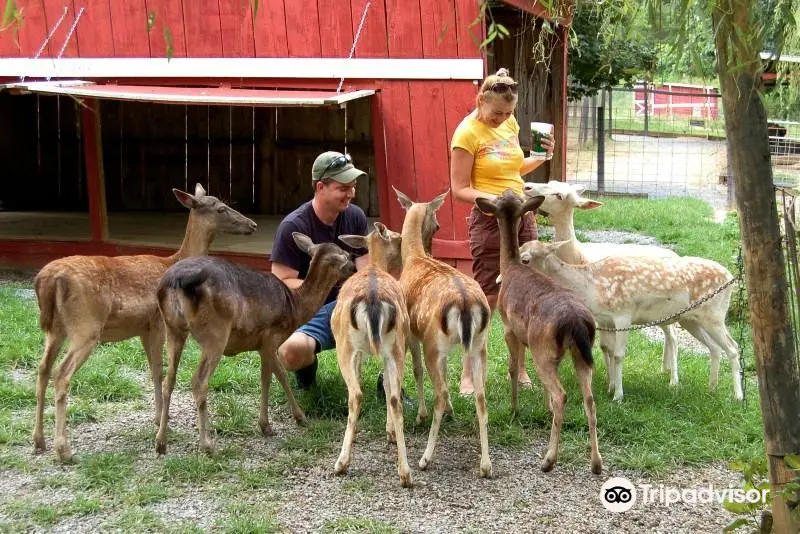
[0,58,485,80]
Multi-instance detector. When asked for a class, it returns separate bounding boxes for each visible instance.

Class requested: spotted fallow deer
[32,184,256,463]
[520,240,743,402]
[394,187,493,478]
[331,222,414,487]
[476,190,602,474]
[522,180,683,386]
[155,233,354,455]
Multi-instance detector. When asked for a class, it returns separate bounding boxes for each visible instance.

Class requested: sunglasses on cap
[320,153,353,180]
[489,82,519,94]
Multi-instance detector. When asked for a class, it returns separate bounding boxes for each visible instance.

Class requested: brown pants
[468,206,538,298]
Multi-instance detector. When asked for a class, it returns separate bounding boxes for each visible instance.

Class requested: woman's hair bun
[495,68,510,77]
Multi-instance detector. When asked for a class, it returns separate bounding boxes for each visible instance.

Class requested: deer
[331,222,414,487]
[476,190,602,474]
[32,183,256,463]
[519,239,743,402]
[155,233,354,455]
[394,187,493,478]
[522,180,683,387]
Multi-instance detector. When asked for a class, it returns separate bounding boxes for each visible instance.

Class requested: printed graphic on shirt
[477,136,521,161]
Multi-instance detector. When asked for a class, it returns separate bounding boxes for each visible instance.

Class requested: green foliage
[568,1,659,100]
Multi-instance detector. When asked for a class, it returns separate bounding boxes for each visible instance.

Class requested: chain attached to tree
[596,277,738,332]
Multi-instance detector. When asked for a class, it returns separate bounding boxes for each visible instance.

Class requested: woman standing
[450,68,555,395]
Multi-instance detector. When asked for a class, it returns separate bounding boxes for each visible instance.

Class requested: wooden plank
[420,0,457,58]
[349,0,387,58]
[108,0,151,57]
[15,0,53,58]
[41,0,78,58]
[318,0,352,57]
[453,0,481,58]
[218,0,255,57]
[409,81,454,240]
[379,81,416,233]
[252,0,289,57]
[385,0,422,58]
[182,0,222,56]
[284,0,321,57]
[82,99,108,241]
[443,80,478,241]
[144,0,187,58]
[72,0,115,57]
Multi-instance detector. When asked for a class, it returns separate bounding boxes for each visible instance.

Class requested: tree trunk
[713,3,800,532]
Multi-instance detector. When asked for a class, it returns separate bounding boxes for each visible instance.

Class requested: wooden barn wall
[1,0,482,60]
[0,93,85,211]
[490,10,565,183]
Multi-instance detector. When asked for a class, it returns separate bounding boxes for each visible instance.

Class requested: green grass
[0,195,766,530]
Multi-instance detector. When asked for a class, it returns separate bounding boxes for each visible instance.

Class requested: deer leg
[384,344,412,487]
[661,324,679,385]
[265,346,307,428]
[408,336,427,424]
[599,330,615,394]
[155,325,187,455]
[533,348,566,473]
[192,344,225,455]
[504,327,525,418]
[572,347,603,475]
[680,320,726,393]
[141,326,166,425]
[419,341,448,471]
[610,330,630,402]
[33,330,65,452]
[52,330,100,463]
[695,321,743,401]
[470,338,492,478]
[334,341,362,476]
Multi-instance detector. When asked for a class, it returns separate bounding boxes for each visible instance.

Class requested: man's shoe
[294,356,318,390]
[376,372,413,406]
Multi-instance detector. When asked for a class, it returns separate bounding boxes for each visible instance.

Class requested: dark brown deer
[32,184,256,463]
[155,233,354,455]
[475,190,602,474]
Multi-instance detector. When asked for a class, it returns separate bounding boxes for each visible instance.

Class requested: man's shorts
[468,205,538,298]
[296,300,337,353]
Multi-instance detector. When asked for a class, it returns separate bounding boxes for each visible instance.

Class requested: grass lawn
[0,195,763,532]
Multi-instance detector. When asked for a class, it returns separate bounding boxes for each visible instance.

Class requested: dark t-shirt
[271,200,368,303]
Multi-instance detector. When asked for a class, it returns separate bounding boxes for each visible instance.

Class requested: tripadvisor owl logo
[600,477,637,512]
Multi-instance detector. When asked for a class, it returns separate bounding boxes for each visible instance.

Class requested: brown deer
[394,187,493,478]
[155,233,354,455]
[475,190,602,474]
[32,184,256,463]
[332,222,413,487]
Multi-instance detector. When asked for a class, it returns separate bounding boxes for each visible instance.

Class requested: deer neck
[173,211,214,261]
[400,205,428,262]
[292,257,339,319]
[550,210,576,242]
[369,243,391,272]
[495,211,521,275]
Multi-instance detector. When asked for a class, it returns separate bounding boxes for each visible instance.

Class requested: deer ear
[522,195,545,215]
[173,188,198,209]
[393,186,414,211]
[373,221,390,240]
[194,183,207,197]
[474,197,496,214]
[429,189,449,212]
[576,198,603,210]
[292,232,316,255]
[338,234,369,249]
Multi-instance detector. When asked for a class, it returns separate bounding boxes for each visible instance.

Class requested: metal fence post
[598,105,605,193]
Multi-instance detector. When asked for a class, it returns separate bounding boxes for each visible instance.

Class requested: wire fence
[778,186,800,371]
[566,84,800,209]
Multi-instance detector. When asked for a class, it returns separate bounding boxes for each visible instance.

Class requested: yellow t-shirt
[450,112,524,196]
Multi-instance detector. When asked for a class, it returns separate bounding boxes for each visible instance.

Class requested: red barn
[0,0,569,272]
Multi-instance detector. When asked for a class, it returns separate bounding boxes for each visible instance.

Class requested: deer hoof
[419,456,430,471]
[591,458,603,475]
[541,457,556,473]
[260,423,276,437]
[334,459,349,475]
[480,460,493,479]
[32,434,46,452]
[399,471,413,488]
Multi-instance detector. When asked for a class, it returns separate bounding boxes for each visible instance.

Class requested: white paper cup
[530,122,554,160]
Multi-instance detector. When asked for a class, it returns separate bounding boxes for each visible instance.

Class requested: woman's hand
[541,133,555,160]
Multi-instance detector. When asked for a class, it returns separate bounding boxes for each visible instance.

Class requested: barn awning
[2,80,375,107]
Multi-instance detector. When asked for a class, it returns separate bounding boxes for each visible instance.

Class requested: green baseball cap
[312,151,367,184]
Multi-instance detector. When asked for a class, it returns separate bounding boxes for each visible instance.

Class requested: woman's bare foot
[460,375,474,397]
[509,371,533,389]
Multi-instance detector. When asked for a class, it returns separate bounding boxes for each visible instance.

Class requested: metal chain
[596,277,738,332]
[337,1,371,94]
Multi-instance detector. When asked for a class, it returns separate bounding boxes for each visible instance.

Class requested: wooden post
[82,98,108,242]
[713,3,800,532]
